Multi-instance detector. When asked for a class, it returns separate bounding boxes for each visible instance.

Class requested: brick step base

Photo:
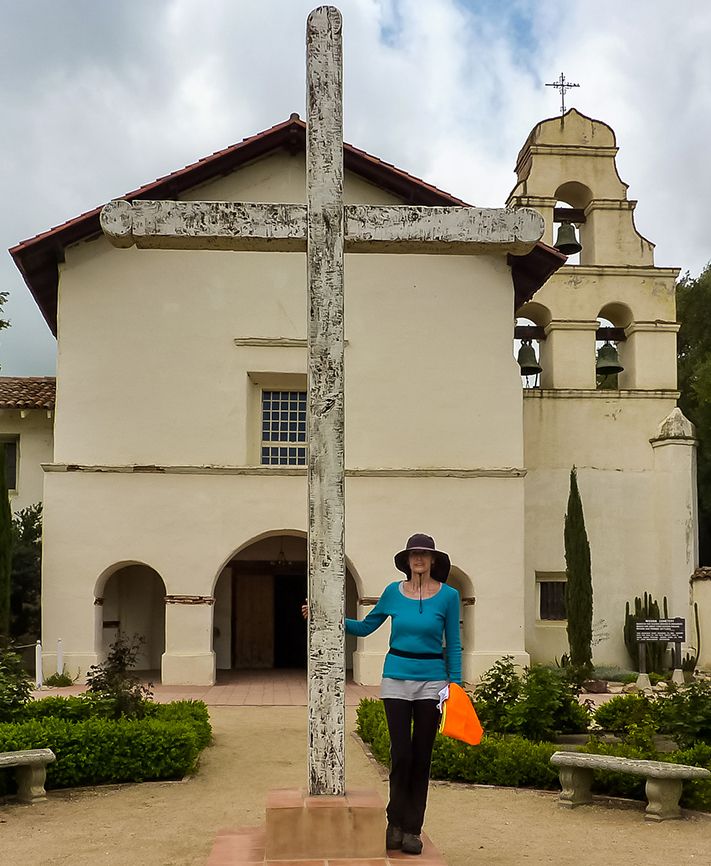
[206,825,446,866]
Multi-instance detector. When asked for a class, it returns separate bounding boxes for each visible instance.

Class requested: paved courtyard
[32,668,380,705]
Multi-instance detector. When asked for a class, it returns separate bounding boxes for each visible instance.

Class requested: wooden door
[233,573,274,668]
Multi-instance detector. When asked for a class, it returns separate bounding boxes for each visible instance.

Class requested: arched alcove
[95,562,166,671]
[211,531,359,673]
[447,566,475,657]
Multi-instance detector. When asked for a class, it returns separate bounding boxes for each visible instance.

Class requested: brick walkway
[32,669,380,706]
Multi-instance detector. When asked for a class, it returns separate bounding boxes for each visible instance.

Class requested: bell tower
[510,109,698,672]
[508,108,679,391]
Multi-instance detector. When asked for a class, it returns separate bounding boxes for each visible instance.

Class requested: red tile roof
[9,114,564,335]
[0,377,56,409]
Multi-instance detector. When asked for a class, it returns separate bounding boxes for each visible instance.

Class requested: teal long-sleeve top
[345,581,462,684]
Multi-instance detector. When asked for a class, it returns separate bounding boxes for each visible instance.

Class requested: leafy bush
[475,657,590,741]
[0,716,200,793]
[592,694,656,734]
[85,633,153,718]
[474,656,520,731]
[591,666,638,683]
[356,698,711,811]
[0,645,32,721]
[592,681,711,748]
[581,734,711,809]
[356,697,559,789]
[672,743,711,811]
[655,681,711,748]
[43,669,76,687]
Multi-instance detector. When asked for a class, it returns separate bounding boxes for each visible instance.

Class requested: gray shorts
[380,678,448,701]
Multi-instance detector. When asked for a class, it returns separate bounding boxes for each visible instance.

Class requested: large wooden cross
[101,5,543,796]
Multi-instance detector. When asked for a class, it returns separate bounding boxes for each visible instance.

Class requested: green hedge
[0,698,212,796]
[18,696,212,751]
[0,716,199,793]
[356,698,711,811]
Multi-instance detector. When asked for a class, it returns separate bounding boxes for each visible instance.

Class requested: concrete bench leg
[558,766,594,808]
[645,778,683,822]
[15,764,49,804]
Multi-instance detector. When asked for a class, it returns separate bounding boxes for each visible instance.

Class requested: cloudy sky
[2,0,710,375]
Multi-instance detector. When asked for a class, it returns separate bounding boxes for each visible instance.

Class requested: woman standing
[347,533,461,855]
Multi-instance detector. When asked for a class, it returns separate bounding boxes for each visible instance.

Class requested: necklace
[403,580,439,599]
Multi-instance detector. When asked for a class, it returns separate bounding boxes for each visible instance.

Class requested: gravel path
[1,706,709,866]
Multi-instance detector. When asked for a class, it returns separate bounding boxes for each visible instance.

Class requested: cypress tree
[0,444,12,640]
[564,467,593,674]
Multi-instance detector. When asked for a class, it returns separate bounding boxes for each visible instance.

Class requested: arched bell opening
[552,183,591,266]
[596,304,631,390]
[514,302,551,390]
[212,532,359,674]
[94,562,166,673]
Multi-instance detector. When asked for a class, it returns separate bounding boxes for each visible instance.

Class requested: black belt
[388,648,444,660]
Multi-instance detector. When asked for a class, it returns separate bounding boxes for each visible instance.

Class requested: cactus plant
[623,592,669,674]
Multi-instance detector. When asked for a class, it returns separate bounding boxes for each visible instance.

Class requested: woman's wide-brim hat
[394,533,451,583]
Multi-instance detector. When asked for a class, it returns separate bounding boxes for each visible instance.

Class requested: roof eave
[9,114,561,332]
[509,242,567,309]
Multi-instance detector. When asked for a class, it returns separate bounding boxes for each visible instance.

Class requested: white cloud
[2,0,709,373]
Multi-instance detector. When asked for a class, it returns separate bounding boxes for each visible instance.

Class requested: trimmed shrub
[356,698,711,811]
[18,696,212,748]
[356,697,559,789]
[0,716,200,794]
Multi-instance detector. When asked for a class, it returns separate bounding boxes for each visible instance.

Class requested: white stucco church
[7,108,705,684]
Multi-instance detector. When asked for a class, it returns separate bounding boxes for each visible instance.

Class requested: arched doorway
[447,566,476,681]
[96,563,166,671]
[213,533,358,672]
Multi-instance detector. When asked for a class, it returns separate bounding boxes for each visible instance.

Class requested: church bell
[553,221,582,256]
[517,340,542,377]
[596,341,624,377]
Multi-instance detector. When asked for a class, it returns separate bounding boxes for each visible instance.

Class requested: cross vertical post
[305,6,346,797]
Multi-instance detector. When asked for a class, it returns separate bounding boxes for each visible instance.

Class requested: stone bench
[550,751,710,821]
[0,749,56,804]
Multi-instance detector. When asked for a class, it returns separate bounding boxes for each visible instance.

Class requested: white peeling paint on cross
[100,5,545,798]
[304,5,346,797]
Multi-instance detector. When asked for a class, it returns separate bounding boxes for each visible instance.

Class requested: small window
[261,391,307,465]
[538,577,567,621]
[0,440,18,490]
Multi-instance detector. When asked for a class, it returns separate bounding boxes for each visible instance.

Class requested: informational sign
[635,618,686,643]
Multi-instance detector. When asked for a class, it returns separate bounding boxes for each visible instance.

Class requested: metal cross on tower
[100,5,544,797]
[546,72,580,115]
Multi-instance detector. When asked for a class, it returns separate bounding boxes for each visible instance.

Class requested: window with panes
[538,579,567,621]
[1,440,18,490]
[260,390,307,465]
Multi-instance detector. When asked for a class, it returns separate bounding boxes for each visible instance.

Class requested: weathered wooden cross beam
[101,5,544,797]
[101,200,543,255]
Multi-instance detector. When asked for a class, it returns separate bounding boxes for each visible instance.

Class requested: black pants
[383,698,440,835]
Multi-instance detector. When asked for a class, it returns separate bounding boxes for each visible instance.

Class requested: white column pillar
[619,322,679,390]
[161,596,216,686]
[540,321,598,390]
[651,409,698,645]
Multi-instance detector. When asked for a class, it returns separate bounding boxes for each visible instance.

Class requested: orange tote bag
[438,683,484,746]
